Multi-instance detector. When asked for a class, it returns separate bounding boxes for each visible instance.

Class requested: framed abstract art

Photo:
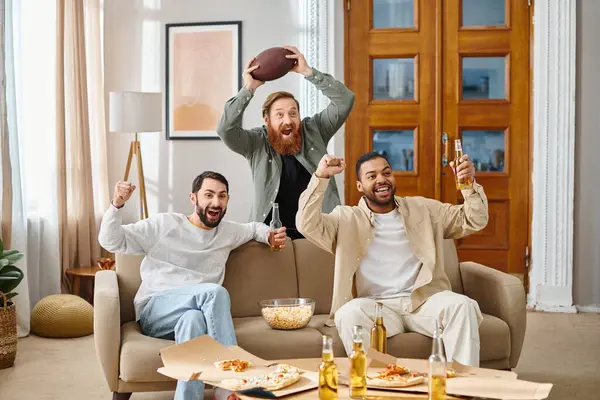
[165,21,242,140]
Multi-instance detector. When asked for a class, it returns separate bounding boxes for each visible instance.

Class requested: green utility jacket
[216,68,355,223]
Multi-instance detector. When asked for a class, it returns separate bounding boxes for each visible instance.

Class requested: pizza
[221,371,301,392]
[367,364,424,388]
[273,363,302,374]
[214,359,251,372]
[375,364,411,378]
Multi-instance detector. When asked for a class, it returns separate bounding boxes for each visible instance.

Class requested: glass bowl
[258,298,315,330]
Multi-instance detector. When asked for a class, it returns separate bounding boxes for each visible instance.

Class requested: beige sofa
[94,238,526,399]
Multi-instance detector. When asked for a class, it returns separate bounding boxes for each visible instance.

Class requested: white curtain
[7,0,61,337]
[5,0,108,337]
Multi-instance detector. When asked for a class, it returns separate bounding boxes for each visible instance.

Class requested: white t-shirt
[356,209,422,298]
[98,205,270,320]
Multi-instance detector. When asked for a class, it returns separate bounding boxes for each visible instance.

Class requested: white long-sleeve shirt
[98,205,271,320]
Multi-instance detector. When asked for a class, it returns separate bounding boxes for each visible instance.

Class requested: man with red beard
[296,152,488,367]
[217,46,354,239]
[98,172,286,400]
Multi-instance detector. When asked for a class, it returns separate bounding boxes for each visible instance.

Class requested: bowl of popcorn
[258,298,315,330]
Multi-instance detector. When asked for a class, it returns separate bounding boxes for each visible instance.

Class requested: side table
[65,266,102,302]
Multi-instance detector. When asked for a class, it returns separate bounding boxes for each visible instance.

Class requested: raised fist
[112,181,136,208]
[315,154,346,179]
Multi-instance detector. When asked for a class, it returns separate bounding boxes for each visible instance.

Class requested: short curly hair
[355,152,391,181]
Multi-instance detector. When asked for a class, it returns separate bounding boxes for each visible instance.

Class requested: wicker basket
[0,291,17,369]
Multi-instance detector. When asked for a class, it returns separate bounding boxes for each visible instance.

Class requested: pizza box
[157,335,318,398]
[337,349,552,400]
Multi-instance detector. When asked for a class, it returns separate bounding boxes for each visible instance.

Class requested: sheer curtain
[8,0,61,337]
[3,0,109,337]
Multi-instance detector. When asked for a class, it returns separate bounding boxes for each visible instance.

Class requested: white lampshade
[109,91,162,133]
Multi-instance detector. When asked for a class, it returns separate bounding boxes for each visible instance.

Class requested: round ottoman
[31,294,94,338]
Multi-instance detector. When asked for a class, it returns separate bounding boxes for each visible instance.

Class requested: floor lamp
[109,91,162,220]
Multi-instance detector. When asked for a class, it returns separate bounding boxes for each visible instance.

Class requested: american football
[250,47,296,82]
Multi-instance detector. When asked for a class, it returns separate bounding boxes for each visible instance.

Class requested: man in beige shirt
[296,152,488,366]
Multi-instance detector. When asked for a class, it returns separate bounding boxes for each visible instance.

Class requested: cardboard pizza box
[335,349,552,400]
[157,335,318,398]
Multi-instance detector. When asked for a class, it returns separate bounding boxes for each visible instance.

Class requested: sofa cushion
[293,239,335,315]
[224,240,299,318]
[120,322,174,383]
[307,314,347,357]
[234,316,323,360]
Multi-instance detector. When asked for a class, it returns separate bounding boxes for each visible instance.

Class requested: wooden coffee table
[238,358,463,400]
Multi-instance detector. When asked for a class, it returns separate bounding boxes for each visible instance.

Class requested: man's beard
[267,123,302,155]
[196,201,226,228]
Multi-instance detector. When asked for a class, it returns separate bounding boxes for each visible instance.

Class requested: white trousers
[334,290,483,367]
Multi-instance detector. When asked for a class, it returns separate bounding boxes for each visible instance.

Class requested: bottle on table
[318,334,338,400]
[454,139,474,190]
[268,203,283,251]
[349,325,367,399]
[370,302,387,353]
[428,319,447,400]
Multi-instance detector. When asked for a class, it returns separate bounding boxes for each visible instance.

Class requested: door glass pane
[373,58,415,100]
[373,0,414,29]
[462,0,506,27]
[462,57,505,99]
[462,130,505,172]
[373,130,415,171]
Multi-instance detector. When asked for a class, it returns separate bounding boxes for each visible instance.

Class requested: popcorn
[261,304,313,330]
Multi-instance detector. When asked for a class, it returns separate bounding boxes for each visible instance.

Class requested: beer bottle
[318,334,338,400]
[428,319,447,400]
[454,139,473,190]
[370,302,387,353]
[269,203,283,251]
[349,325,367,399]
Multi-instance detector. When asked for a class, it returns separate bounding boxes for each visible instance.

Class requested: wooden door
[345,0,531,275]
[344,0,437,204]
[441,0,530,274]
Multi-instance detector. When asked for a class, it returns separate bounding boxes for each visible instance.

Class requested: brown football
[250,47,296,82]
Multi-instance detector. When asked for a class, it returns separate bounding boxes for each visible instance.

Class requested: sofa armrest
[94,270,121,391]
[459,261,526,369]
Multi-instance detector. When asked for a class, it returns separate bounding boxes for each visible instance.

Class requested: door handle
[442,132,449,167]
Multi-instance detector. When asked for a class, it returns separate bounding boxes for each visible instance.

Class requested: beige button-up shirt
[296,175,489,326]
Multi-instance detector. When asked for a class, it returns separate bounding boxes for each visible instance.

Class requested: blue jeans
[139,283,237,400]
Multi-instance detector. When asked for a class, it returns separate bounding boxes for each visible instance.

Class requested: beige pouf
[31,294,94,338]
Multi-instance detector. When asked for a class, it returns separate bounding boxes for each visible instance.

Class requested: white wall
[104,0,314,223]
[574,0,600,310]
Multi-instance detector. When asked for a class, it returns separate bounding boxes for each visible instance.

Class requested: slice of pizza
[214,359,251,372]
[374,363,411,379]
[273,363,303,374]
[260,371,301,391]
[220,371,301,392]
[367,363,424,388]
[368,373,424,388]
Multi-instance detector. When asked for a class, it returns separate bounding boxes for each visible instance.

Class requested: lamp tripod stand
[123,133,148,220]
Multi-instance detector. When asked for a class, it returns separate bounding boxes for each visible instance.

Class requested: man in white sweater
[98,171,286,400]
